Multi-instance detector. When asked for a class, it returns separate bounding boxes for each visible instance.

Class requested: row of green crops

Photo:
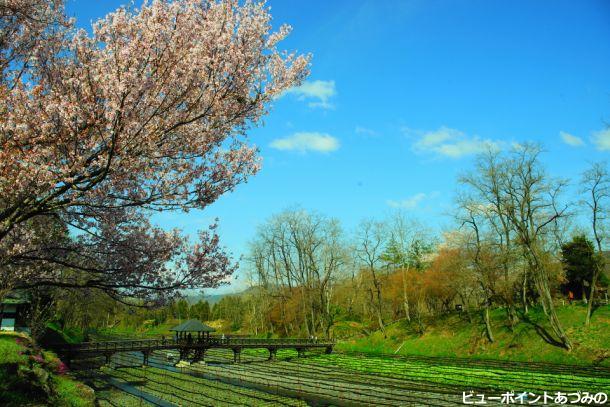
[112,352,464,406]
[300,353,610,394]
[193,361,463,406]
[146,348,610,396]
[79,373,157,406]
[93,348,610,406]
[96,387,153,407]
[101,365,307,407]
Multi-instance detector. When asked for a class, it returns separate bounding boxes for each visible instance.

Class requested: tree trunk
[403,297,411,323]
[483,302,494,343]
[521,271,529,314]
[402,267,411,322]
[370,287,386,337]
[415,298,426,335]
[586,211,605,326]
[506,304,518,331]
[585,259,602,326]
[459,293,473,323]
[530,254,572,350]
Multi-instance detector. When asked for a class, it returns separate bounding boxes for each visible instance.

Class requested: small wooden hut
[0,291,31,333]
[170,319,215,342]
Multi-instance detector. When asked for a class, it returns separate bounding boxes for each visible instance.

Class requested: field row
[95,348,610,406]
[114,351,465,406]
[147,348,610,395]
[300,353,610,394]
[97,364,307,407]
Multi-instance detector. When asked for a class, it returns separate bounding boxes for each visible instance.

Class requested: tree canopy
[0,0,309,304]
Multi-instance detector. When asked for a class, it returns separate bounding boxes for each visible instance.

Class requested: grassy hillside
[0,332,94,406]
[336,304,610,366]
[92,321,177,340]
[89,303,609,367]
[92,318,244,339]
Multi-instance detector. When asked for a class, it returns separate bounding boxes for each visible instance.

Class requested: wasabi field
[78,348,610,406]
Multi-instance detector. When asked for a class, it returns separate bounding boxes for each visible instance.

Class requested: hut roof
[1,290,30,305]
[169,319,216,332]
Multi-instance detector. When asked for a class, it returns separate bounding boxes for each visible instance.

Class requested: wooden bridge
[56,337,335,364]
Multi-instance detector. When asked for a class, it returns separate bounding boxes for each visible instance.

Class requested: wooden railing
[57,337,335,354]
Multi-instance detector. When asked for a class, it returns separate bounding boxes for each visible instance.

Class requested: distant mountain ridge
[185,286,266,305]
[186,292,240,305]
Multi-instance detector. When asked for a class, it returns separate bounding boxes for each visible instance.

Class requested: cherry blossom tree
[0,0,310,303]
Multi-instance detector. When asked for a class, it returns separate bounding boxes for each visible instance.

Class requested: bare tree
[460,149,520,328]
[501,144,572,350]
[383,212,415,321]
[248,209,346,338]
[355,219,388,337]
[380,212,434,326]
[582,162,609,326]
[456,199,496,343]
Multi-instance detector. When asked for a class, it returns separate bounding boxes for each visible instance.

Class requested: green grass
[0,332,29,364]
[52,376,95,407]
[336,304,610,366]
[94,321,176,340]
[46,322,85,344]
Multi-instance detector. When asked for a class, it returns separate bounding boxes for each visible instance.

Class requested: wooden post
[142,350,150,366]
[233,348,241,363]
[268,348,277,361]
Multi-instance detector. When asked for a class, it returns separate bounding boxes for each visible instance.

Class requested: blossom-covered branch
[0,0,309,302]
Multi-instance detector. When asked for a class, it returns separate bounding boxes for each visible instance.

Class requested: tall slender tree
[500,145,572,349]
[582,162,609,325]
[355,219,388,336]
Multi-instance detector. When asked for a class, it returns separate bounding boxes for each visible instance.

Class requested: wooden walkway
[57,337,335,364]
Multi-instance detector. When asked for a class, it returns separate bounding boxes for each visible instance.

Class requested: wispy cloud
[355,126,378,137]
[387,193,428,209]
[270,132,340,153]
[592,128,610,151]
[560,131,584,147]
[284,80,336,109]
[407,126,500,158]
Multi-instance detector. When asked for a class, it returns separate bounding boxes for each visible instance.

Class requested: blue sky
[66,0,610,294]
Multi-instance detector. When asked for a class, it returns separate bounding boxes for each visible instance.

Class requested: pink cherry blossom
[0,0,309,303]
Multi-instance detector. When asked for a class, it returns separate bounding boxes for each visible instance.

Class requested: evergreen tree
[561,235,597,300]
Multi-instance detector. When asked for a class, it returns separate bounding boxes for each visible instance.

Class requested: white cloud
[408,126,500,158]
[511,142,525,151]
[355,126,378,137]
[560,131,584,147]
[387,193,427,209]
[270,132,340,153]
[284,80,336,109]
[592,128,610,151]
